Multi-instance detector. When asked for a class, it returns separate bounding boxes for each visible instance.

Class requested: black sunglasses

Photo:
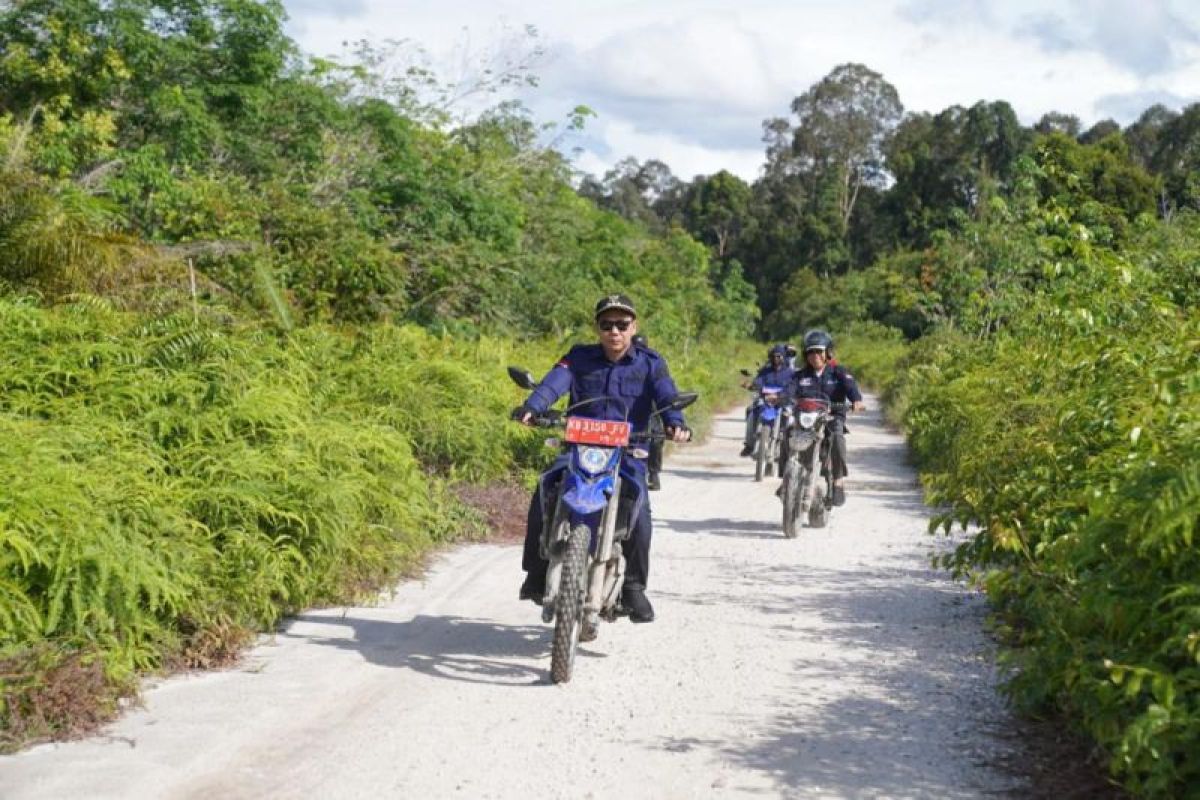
[597,319,633,332]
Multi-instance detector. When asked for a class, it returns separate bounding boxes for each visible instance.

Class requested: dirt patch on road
[454,482,529,543]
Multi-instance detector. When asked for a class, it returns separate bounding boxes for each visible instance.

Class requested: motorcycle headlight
[799,412,819,428]
[578,446,614,475]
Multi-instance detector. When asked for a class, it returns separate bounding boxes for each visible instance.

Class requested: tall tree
[578,157,679,232]
[1124,103,1179,168]
[1147,103,1200,215]
[787,63,903,240]
[678,170,752,261]
[1079,118,1120,145]
[1033,111,1081,137]
[883,100,1029,246]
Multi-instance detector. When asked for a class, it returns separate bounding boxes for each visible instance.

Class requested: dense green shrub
[0,295,752,748]
[830,321,909,406]
[889,207,1200,797]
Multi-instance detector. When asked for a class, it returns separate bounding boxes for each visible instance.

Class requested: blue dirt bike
[508,366,697,684]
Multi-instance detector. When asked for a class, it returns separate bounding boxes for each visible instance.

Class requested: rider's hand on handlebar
[666,425,692,443]
[852,401,866,413]
[510,405,534,426]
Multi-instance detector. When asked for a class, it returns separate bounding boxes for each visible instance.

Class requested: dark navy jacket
[750,363,795,393]
[786,364,863,413]
[524,343,685,432]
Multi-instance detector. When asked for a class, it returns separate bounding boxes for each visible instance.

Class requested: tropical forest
[0,2,1197,797]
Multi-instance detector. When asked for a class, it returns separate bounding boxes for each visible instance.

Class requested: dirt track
[0,400,1029,799]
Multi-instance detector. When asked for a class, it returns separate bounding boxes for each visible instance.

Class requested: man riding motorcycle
[739,345,796,458]
[783,343,799,370]
[784,330,865,505]
[513,294,690,623]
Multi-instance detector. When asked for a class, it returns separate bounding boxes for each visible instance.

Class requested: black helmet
[784,343,798,358]
[803,329,833,353]
[632,334,648,348]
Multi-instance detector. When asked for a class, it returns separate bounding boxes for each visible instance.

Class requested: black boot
[739,443,754,457]
[621,584,655,623]
[832,485,846,506]
[647,472,661,491]
[518,574,545,605]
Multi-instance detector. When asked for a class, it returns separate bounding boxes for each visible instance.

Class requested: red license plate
[564,417,631,447]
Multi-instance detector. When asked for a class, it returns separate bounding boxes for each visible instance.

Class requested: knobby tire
[781,461,799,538]
[755,426,769,482]
[550,524,589,684]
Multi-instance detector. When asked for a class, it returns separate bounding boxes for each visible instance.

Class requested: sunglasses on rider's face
[597,318,633,332]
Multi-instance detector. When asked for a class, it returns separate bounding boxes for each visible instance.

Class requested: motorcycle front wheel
[550,523,589,684]
[782,460,805,538]
[754,426,769,482]
[809,445,832,528]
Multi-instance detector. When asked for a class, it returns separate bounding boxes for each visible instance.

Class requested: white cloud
[579,117,765,181]
[281,0,1200,182]
[563,15,775,110]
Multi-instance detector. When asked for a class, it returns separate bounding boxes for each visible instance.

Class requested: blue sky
[281,0,1200,180]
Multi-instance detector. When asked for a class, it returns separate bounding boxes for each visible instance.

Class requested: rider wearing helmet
[512,295,691,623]
[785,330,865,505]
[739,344,796,458]
[783,343,799,370]
[632,334,665,491]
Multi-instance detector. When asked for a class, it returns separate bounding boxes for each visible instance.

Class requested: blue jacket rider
[514,294,689,624]
[740,345,796,457]
[784,330,865,507]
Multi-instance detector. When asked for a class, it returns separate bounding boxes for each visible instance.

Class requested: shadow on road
[661,467,744,482]
[659,516,782,539]
[654,558,1035,798]
[282,613,569,687]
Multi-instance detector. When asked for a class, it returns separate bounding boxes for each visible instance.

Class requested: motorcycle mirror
[739,368,751,377]
[668,391,699,411]
[507,366,538,390]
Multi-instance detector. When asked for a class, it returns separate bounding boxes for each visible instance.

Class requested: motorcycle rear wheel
[808,501,828,528]
[550,524,589,684]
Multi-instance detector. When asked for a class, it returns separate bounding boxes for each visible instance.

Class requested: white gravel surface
[1,399,1029,799]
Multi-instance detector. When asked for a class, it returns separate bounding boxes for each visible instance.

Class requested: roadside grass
[0,295,754,750]
[831,322,911,425]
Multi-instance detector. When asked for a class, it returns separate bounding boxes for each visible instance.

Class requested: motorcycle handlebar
[509,412,691,442]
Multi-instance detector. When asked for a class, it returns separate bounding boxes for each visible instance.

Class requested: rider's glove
[667,425,692,442]
[510,405,532,422]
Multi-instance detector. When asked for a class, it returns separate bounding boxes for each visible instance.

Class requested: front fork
[539,478,626,626]
[789,431,823,513]
[541,499,569,623]
[587,474,623,628]
[807,436,825,510]
[819,433,834,505]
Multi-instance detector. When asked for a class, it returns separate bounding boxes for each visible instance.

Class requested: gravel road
[1,399,1030,799]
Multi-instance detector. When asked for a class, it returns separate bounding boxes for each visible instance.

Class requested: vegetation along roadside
[3,1,1200,795]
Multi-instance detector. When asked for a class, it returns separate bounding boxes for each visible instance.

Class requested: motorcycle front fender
[791,431,817,452]
[562,471,614,514]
